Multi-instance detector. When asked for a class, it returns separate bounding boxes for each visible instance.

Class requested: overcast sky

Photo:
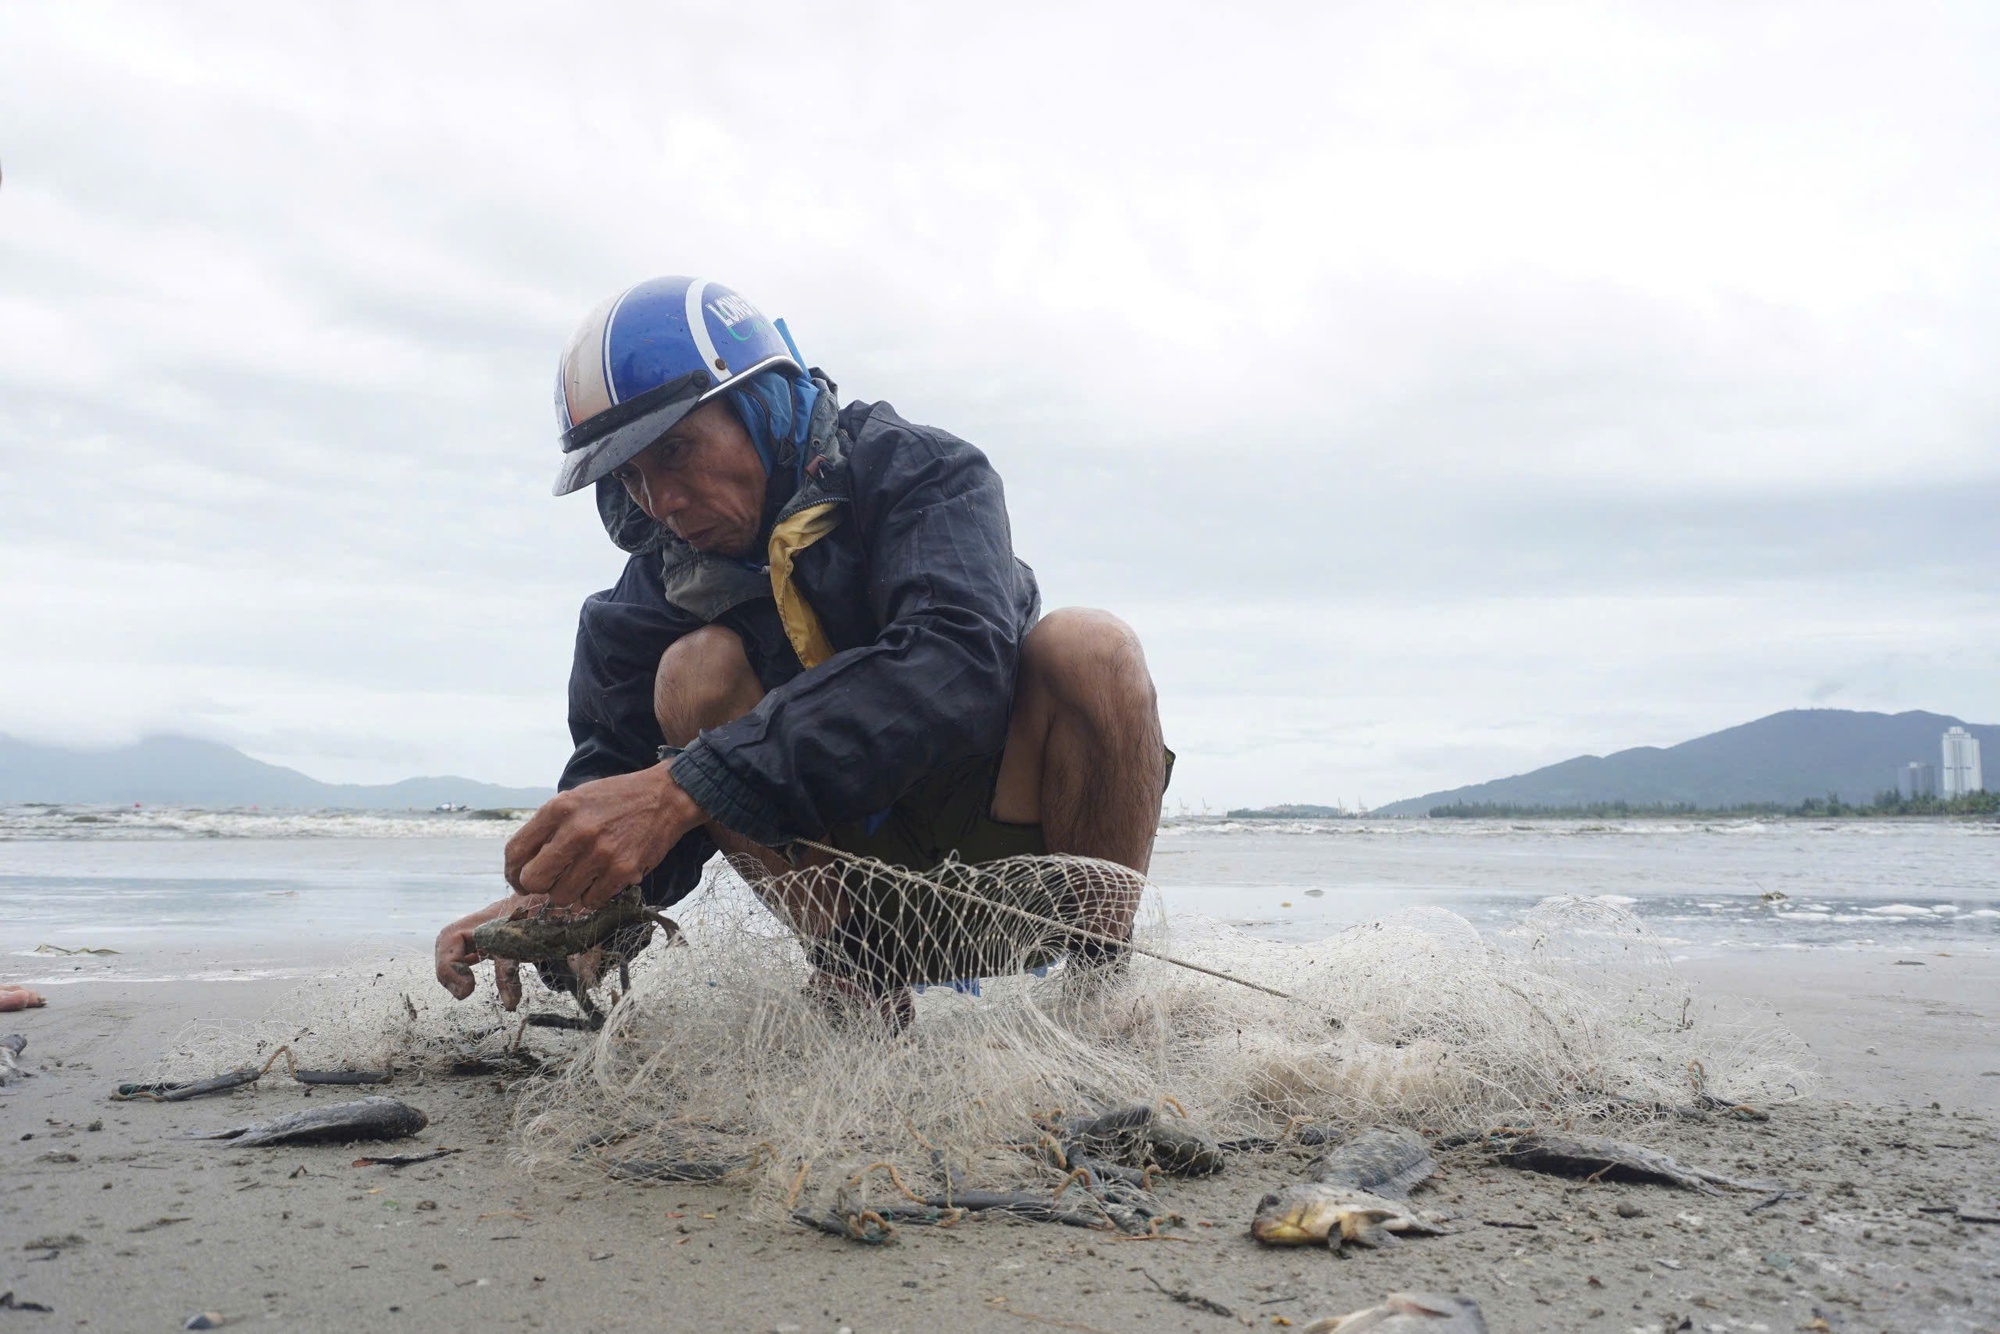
[2,2,1995,809]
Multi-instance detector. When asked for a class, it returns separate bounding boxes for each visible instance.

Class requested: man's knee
[655,625,763,746]
[1020,608,1154,712]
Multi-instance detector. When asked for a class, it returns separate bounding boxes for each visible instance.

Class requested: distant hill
[0,735,554,810]
[1372,709,1996,817]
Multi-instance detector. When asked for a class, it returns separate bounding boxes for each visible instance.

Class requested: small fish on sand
[0,1034,29,1086]
[113,1068,264,1102]
[794,1188,1116,1243]
[1146,1115,1226,1176]
[1301,1291,1488,1332]
[1251,1182,1444,1252]
[191,1096,428,1147]
[292,1069,392,1086]
[1041,1103,1226,1178]
[1486,1130,1780,1194]
[351,1148,461,1168]
[1253,1127,1443,1252]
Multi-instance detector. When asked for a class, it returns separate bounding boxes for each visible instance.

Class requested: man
[433,276,1166,1019]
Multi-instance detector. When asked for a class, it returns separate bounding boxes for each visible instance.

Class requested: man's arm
[436,554,718,986]
[669,412,1038,844]
[548,553,721,902]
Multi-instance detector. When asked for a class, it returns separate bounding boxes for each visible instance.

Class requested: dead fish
[1301,1292,1488,1333]
[1147,1117,1226,1177]
[1051,1104,1154,1163]
[1045,1103,1224,1177]
[1066,1154,1152,1189]
[191,1096,427,1147]
[1488,1131,1779,1194]
[0,1034,28,1086]
[1251,1183,1445,1252]
[113,1068,262,1102]
[469,886,667,962]
[293,1069,392,1086]
[1310,1127,1435,1199]
[794,1189,1112,1243]
[351,1148,460,1168]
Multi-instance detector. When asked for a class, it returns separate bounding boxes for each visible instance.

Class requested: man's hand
[504,764,704,910]
[433,895,535,1007]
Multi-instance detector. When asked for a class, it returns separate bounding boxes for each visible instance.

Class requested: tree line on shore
[1428,790,2000,819]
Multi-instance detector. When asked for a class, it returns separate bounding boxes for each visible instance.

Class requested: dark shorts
[826,752,1045,868]
[814,748,1173,988]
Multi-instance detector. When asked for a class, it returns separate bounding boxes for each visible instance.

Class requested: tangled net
[508,852,1812,1219]
[140,849,1812,1224]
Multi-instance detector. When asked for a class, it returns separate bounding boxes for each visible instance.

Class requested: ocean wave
[0,803,528,841]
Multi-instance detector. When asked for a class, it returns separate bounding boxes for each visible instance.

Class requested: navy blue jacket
[557,387,1040,907]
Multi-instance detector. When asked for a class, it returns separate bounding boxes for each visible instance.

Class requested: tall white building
[1941,726,1984,798]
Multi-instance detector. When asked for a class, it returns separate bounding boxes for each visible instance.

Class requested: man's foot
[0,985,47,1012]
[804,970,914,1032]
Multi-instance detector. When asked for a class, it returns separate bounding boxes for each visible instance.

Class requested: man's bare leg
[653,626,907,1021]
[653,626,847,937]
[990,608,1165,944]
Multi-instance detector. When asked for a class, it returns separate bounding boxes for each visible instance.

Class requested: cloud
[1,0,1995,798]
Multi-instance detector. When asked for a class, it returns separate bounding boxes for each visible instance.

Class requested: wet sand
[3,954,1998,1332]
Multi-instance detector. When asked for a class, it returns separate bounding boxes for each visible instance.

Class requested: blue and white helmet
[551,276,803,497]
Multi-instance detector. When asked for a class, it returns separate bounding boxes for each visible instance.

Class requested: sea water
[4,803,1997,985]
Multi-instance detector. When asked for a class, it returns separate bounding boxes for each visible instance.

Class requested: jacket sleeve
[559,553,719,906]
[669,421,1034,845]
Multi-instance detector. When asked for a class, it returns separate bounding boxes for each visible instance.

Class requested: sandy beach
[5,948,1997,1334]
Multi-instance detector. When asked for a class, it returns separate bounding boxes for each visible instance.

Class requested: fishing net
[130,948,570,1089]
[132,847,1812,1221]
[506,851,1814,1220]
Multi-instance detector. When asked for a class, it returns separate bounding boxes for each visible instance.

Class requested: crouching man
[434,277,1167,1022]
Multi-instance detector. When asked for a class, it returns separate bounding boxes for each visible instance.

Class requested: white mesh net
[510,853,1814,1221]
[134,850,1814,1227]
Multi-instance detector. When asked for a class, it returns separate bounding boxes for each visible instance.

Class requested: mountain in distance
[1372,709,1995,817]
[0,734,554,810]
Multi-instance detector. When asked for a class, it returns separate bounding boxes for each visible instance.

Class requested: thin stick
[794,840,1293,1000]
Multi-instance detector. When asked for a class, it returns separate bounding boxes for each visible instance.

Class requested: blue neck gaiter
[724,367,821,481]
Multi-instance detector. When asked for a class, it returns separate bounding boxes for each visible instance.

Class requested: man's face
[611,400,767,558]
